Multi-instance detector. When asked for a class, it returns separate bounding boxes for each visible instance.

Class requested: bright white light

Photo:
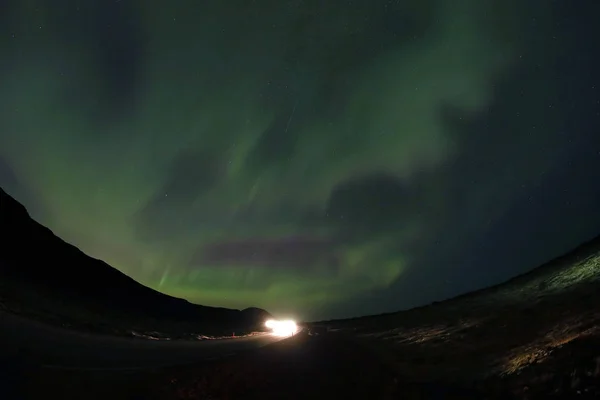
[264,319,298,337]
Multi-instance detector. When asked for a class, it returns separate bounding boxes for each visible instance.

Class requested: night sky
[1,0,599,321]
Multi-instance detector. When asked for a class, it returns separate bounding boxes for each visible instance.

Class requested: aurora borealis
[1,0,599,320]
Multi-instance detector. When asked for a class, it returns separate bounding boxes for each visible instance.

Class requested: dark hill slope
[0,187,270,331]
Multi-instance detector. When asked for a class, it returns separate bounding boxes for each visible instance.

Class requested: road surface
[0,311,286,369]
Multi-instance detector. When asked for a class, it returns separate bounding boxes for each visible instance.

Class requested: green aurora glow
[2,0,598,320]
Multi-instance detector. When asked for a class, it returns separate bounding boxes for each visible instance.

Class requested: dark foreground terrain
[0,311,283,369]
[3,235,599,399]
[9,326,600,400]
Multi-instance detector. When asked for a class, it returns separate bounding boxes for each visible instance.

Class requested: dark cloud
[325,173,412,240]
[195,237,339,272]
[40,1,145,126]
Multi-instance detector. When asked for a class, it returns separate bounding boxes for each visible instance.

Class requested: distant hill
[0,187,271,332]
[315,229,600,327]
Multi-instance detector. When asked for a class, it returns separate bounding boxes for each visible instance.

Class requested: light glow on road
[265,319,298,337]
